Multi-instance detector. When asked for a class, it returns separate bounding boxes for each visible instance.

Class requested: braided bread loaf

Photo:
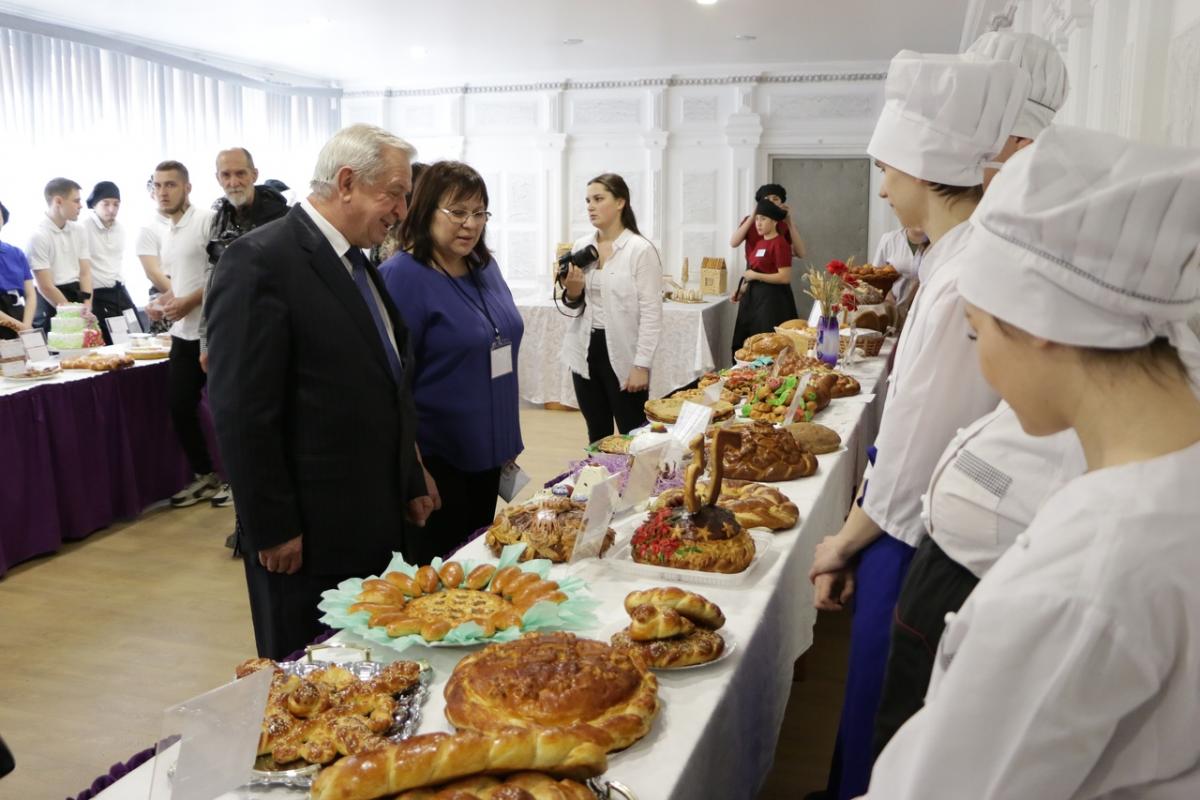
[623,587,725,629]
[394,771,595,799]
[709,421,818,482]
[653,479,799,531]
[309,727,607,800]
[627,604,695,641]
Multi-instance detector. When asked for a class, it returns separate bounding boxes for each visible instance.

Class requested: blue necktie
[348,248,404,384]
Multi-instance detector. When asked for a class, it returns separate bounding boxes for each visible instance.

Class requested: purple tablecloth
[0,363,216,577]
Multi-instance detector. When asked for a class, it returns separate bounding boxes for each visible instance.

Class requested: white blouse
[867,440,1200,798]
[924,401,1086,578]
[561,229,663,385]
[861,222,1000,546]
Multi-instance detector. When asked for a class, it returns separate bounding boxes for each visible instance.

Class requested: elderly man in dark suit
[206,124,439,659]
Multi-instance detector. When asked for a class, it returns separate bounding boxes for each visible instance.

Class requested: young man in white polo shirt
[154,160,220,506]
[84,181,137,343]
[26,177,95,332]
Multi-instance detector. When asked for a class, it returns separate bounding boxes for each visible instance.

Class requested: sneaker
[211,482,234,508]
[170,473,220,507]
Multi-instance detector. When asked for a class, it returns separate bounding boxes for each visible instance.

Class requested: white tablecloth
[97,343,892,800]
[516,295,732,405]
[0,347,167,397]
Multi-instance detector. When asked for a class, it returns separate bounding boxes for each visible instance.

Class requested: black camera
[556,244,599,281]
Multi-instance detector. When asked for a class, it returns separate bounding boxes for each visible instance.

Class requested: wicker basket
[839,329,885,357]
[775,325,816,355]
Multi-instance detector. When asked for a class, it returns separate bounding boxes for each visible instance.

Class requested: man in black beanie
[84,180,137,343]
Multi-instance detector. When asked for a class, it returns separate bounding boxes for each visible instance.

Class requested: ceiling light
[409,46,428,59]
[563,38,584,45]
[697,0,719,5]
[734,34,757,41]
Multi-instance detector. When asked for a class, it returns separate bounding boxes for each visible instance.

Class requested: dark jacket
[199,185,290,352]
[206,205,425,575]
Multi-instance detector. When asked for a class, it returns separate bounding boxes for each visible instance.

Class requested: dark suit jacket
[206,204,425,575]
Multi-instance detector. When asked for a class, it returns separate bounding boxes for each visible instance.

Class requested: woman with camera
[380,161,524,564]
[560,173,663,445]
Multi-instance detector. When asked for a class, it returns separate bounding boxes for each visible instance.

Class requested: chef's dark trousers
[92,283,136,344]
[168,336,214,475]
[241,552,358,660]
[33,281,83,332]
[571,329,648,445]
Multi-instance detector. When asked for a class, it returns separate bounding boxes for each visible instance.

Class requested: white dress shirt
[867,440,1200,798]
[860,222,1000,546]
[561,228,663,384]
[85,214,126,289]
[298,199,398,358]
[872,228,923,306]
[26,214,90,286]
[162,204,214,340]
[924,401,1086,578]
[135,216,167,260]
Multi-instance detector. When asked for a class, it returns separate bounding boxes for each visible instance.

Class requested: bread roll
[627,604,695,641]
[309,728,607,800]
[623,587,725,630]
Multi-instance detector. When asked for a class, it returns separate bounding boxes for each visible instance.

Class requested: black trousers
[0,293,24,339]
[92,283,136,344]
[168,336,214,475]
[34,281,83,332]
[872,536,980,757]
[241,553,358,660]
[571,329,649,445]
[406,453,502,566]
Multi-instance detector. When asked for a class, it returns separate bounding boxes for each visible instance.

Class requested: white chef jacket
[924,402,1086,578]
[162,204,214,340]
[866,440,1200,799]
[861,222,1000,546]
[872,228,923,307]
[561,228,663,385]
[84,214,126,289]
[26,214,90,286]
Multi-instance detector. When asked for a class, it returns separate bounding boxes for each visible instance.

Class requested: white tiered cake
[48,304,102,350]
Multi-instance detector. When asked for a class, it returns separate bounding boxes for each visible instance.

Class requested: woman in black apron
[731,199,797,358]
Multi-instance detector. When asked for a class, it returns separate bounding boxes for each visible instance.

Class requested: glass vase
[816,314,840,367]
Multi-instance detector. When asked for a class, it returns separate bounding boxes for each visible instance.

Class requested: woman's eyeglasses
[438,208,492,225]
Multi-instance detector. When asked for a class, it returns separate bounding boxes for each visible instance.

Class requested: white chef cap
[957,126,1200,387]
[967,31,1069,140]
[867,50,1030,187]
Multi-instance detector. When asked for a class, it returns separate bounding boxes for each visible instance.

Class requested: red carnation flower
[826,259,848,276]
[841,292,859,311]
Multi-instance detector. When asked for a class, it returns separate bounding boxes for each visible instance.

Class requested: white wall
[971,0,1200,148]
[343,66,893,298]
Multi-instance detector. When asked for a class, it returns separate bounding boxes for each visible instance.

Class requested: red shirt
[746,234,792,274]
[742,215,792,260]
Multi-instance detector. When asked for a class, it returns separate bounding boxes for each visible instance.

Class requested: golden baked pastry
[819,371,861,398]
[631,430,756,573]
[653,478,799,531]
[738,331,791,360]
[309,728,607,800]
[486,498,616,563]
[623,587,725,630]
[235,657,422,769]
[60,353,134,371]
[643,396,734,424]
[610,628,725,669]
[785,422,842,455]
[778,318,810,331]
[627,604,695,641]
[593,434,631,455]
[668,386,709,402]
[445,632,659,753]
[773,345,827,377]
[708,421,818,482]
[349,562,567,642]
[394,771,596,800]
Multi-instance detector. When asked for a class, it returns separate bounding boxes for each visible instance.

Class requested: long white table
[96,344,891,800]
[516,295,733,405]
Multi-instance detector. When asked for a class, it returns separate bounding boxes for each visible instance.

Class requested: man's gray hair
[310,124,417,199]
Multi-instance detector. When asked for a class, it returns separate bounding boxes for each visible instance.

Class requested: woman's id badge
[490,337,513,379]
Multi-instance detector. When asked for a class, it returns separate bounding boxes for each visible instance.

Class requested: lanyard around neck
[434,261,500,339]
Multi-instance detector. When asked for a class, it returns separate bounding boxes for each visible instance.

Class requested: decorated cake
[48,304,102,350]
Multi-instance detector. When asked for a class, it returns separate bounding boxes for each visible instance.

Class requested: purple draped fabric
[66,744,157,800]
[0,363,221,576]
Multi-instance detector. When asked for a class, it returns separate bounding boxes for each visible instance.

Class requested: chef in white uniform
[871,226,926,328]
[806,50,1028,800]
[865,125,1200,799]
[871,30,1076,755]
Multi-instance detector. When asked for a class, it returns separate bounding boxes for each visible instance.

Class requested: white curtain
[0,25,341,302]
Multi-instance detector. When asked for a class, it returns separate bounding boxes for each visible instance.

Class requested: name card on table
[105,315,130,345]
[122,307,143,333]
[570,474,620,562]
[149,665,271,800]
[498,460,531,503]
[702,378,724,403]
[18,328,49,363]
[616,441,669,514]
[0,339,24,376]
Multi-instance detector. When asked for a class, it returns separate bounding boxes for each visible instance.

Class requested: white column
[724,83,763,283]
[1086,0,1130,133]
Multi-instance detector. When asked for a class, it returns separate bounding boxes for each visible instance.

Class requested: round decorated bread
[486,498,615,562]
[653,478,799,531]
[785,422,842,455]
[746,332,791,356]
[778,318,810,331]
[444,632,659,752]
[594,434,631,454]
[708,421,819,482]
[610,628,725,669]
[644,396,734,424]
[630,505,756,573]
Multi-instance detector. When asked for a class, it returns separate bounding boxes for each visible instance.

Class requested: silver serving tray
[589,778,638,799]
